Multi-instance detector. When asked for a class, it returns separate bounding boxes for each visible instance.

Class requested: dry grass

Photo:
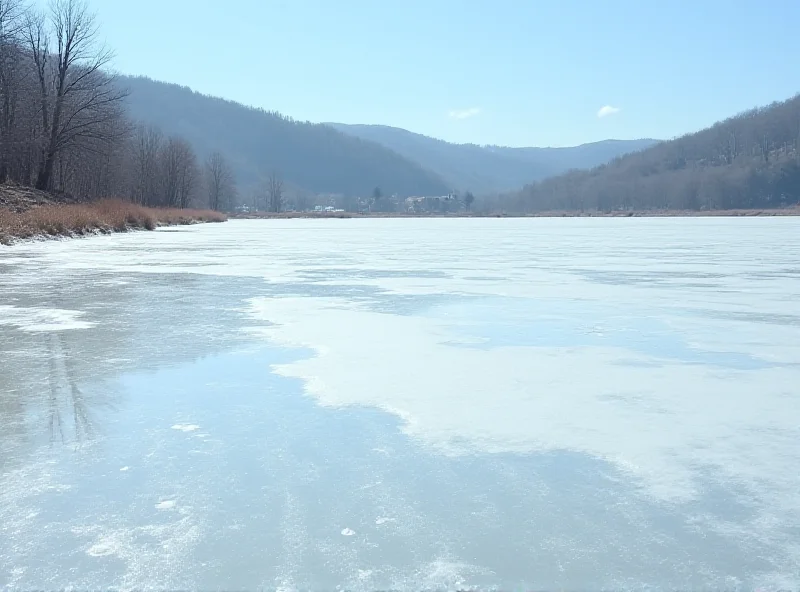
[0,199,226,245]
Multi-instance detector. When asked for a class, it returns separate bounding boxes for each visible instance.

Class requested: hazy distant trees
[205,151,236,211]
[463,191,475,211]
[292,189,311,212]
[370,186,382,211]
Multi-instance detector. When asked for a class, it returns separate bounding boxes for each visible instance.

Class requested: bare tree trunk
[268,170,283,212]
[205,151,235,211]
[132,124,162,205]
[0,0,26,181]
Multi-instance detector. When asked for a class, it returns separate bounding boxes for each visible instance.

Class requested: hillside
[328,123,657,194]
[509,94,800,212]
[118,76,449,197]
[487,139,659,174]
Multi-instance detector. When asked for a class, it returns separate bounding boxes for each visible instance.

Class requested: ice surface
[2,218,799,590]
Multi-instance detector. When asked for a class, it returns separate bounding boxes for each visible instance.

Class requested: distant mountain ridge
[328,123,658,194]
[118,76,657,199]
[119,76,450,198]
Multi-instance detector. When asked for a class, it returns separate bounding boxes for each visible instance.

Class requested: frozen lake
[1,218,799,590]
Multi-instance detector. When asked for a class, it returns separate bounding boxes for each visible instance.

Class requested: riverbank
[232,207,800,219]
[0,198,226,245]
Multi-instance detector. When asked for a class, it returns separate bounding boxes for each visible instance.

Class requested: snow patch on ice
[0,304,93,332]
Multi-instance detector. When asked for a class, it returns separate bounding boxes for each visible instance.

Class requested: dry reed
[0,199,226,244]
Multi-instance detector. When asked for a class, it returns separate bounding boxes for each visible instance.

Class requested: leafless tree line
[243,170,284,212]
[130,124,237,209]
[0,0,237,210]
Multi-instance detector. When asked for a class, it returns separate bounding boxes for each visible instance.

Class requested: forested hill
[329,123,657,194]
[118,76,449,197]
[509,94,800,212]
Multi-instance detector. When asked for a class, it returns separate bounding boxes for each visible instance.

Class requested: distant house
[405,194,458,213]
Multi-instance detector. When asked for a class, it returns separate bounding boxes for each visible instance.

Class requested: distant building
[405,194,458,213]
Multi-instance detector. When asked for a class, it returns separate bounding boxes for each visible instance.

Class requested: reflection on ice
[46,334,95,445]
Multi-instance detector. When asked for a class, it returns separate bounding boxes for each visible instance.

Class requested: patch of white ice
[0,304,93,332]
[247,295,800,514]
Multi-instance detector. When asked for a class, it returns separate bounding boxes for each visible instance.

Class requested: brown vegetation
[0,198,225,244]
[0,183,81,212]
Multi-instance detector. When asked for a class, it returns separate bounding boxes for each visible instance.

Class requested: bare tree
[267,169,283,213]
[131,123,162,205]
[205,151,235,211]
[160,136,198,208]
[25,0,127,191]
[175,139,198,208]
[0,0,24,38]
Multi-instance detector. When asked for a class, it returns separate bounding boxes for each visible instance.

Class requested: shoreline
[0,199,226,245]
[232,207,800,220]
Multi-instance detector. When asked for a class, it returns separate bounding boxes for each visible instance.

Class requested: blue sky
[66,0,800,147]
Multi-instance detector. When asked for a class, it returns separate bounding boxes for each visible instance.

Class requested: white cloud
[597,105,621,118]
[448,107,481,120]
